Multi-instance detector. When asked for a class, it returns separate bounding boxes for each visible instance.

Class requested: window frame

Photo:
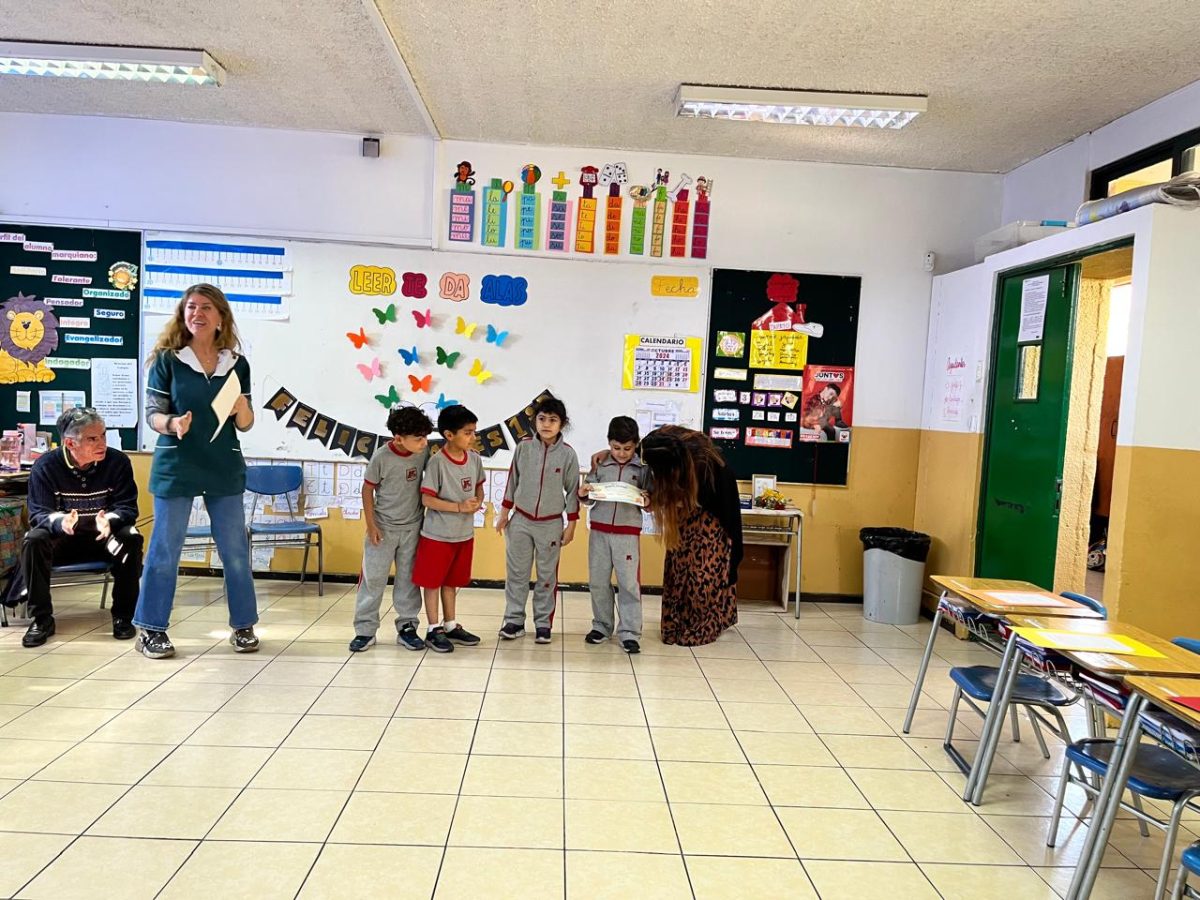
[1088,125,1200,200]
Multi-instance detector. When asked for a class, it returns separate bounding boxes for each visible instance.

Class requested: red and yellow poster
[799,365,854,442]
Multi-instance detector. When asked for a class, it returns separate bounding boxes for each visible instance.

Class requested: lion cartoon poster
[0,293,59,384]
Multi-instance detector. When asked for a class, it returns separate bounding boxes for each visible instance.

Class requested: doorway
[976,244,1132,596]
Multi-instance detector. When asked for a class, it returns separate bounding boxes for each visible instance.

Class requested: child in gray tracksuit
[349,406,434,653]
[495,395,580,644]
[580,416,648,654]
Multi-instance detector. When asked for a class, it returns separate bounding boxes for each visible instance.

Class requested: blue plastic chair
[0,560,112,627]
[1047,633,1200,899]
[1061,590,1107,618]
[245,465,323,595]
[1172,841,1200,898]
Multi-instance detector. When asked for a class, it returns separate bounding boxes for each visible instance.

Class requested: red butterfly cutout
[412,309,432,328]
[408,373,433,393]
[346,327,369,349]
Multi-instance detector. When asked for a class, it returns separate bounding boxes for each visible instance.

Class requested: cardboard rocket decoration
[691,176,713,259]
[482,178,512,248]
[575,165,600,254]
[447,161,477,243]
[628,183,651,255]
[600,162,627,256]
[516,164,542,250]
[668,173,694,259]
[546,170,573,252]
[649,168,669,258]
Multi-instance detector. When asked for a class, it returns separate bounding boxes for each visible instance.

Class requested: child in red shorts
[412,404,484,653]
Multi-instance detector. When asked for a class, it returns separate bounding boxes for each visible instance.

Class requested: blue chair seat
[1184,841,1200,874]
[51,561,112,575]
[1065,738,1200,802]
[950,665,1075,706]
[186,525,212,539]
[248,521,321,536]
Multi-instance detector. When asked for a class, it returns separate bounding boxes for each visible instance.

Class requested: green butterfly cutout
[436,345,461,368]
[374,384,400,408]
[372,303,397,324]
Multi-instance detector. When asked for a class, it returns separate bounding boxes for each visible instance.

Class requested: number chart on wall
[1,223,143,449]
[703,268,861,485]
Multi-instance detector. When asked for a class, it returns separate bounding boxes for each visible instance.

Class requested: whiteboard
[140,231,710,464]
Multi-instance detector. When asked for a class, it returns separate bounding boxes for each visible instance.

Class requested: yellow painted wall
[1105,445,1200,639]
[913,430,983,580]
[128,424,920,598]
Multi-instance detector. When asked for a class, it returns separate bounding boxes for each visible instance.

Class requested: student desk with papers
[902,576,1104,735]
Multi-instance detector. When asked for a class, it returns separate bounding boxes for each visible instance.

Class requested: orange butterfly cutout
[346,327,369,349]
[412,309,433,328]
[408,373,433,393]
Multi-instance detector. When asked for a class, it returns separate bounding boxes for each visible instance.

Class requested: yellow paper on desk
[1010,628,1167,657]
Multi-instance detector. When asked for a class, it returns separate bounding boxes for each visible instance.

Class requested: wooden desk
[903,575,1101,735]
[739,507,803,614]
[1006,616,1200,678]
[1066,672,1200,899]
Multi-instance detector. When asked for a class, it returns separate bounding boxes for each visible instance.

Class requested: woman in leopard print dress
[641,427,743,646]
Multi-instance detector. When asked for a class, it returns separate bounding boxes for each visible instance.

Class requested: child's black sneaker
[427,626,454,653]
[445,625,481,646]
[396,624,426,651]
[348,634,376,652]
[137,629,175,659]
[498,622,525,640]
[621,639,641,654]
[535,627,552,644]
[584,630,608,645]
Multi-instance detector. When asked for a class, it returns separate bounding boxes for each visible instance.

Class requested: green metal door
[978,265,1078,586]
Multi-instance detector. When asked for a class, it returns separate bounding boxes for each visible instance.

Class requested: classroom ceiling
[2,0,1199,173]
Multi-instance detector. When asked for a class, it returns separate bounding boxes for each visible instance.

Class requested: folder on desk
[1010,627,1167,658]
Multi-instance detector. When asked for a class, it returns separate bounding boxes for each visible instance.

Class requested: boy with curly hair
[349,406,435,652]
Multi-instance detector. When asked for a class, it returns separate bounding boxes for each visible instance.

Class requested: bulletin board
[139,231,710,466]
[0,224,143,448]
[702,268,861,485]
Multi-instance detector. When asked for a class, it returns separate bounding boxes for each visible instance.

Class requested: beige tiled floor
[0,577,1194,898]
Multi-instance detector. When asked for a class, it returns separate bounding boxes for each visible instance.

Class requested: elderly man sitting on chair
[17,407,143,648]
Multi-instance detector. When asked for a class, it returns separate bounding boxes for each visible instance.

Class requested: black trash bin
[860,528,931,625]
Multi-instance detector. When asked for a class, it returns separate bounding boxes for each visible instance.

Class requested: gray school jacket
[502,436,581,522]
[583,455,647,535]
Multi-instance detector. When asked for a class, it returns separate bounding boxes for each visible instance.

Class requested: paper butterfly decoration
[486,324,509,346]
[435,346,461,368]
[372,303,397,324]
[356,357,382,381]
[346,327,369,349]
[408,373,433,393]
[397,346,419,366]
[435,393,458,410]
[469,358,494,385]
[455,316,478,339]
[374,384,400,408]
[412,308,433,328]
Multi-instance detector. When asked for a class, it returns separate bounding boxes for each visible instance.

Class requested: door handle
[1054,477,1063,514]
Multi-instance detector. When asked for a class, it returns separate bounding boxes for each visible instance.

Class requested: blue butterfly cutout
[435,393,458,410]
[486,324,509,346]
[397,346,419,366]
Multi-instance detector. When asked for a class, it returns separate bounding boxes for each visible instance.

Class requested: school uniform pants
[588,530,642,642]
[352,523,422,637]
[503,513,564,631]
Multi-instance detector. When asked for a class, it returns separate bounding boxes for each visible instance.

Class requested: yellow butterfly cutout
[469,358,494,384]
[455,316,478,339]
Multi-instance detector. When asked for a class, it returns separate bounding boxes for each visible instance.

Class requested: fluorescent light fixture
[675,85,926,129]
[0,41,225,86]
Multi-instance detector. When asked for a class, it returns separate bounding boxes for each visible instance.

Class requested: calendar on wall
[621,334,702,393]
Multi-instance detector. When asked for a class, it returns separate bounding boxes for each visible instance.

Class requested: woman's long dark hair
[640,425,725,550]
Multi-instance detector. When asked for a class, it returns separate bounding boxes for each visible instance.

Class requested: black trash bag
[859,528,931,563]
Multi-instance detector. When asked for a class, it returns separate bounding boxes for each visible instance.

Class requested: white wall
[1002,79,1200,224]
[440,140,1002,431]
[1,113,1004,433]
[0,113,435,246]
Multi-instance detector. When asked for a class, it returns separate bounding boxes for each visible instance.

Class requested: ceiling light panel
[676,85,926,129]
[0,41,225,86]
